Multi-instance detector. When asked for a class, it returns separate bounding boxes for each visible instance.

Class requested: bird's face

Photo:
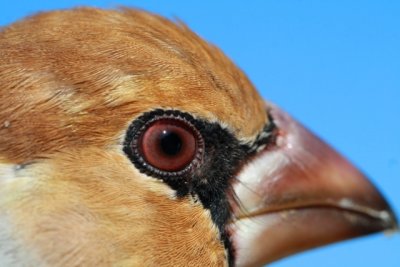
[0,8,397,267]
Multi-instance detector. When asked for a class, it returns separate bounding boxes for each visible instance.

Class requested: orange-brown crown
[0,7,267,164]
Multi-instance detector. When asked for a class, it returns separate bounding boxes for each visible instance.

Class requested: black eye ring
[124,110,204,179]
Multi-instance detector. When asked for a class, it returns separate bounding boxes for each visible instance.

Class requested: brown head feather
[0,7,268,266]
[0,7,267,164]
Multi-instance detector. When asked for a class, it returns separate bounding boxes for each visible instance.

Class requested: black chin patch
[123,109,275,267]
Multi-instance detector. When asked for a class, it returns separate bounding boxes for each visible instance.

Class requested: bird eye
[135,118,202,174]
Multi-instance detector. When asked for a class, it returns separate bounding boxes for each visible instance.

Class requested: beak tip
[386,210,399,232]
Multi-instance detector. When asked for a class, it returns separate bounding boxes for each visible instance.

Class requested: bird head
[0,7,397,267]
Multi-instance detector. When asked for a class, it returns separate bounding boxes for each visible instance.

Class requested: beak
[230,104,398,267]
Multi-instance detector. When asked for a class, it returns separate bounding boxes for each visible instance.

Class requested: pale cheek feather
[0,149,227,267]
[0,161,114,267]
[0,165,44,267]
[0,217,41,267]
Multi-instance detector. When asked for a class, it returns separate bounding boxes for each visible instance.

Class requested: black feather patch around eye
[123,109,276,267]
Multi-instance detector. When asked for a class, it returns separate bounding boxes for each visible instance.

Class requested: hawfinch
[0,7,397,267]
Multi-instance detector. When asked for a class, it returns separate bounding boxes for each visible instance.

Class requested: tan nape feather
[0,7,267,164]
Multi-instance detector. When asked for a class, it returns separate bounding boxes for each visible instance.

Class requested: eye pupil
[135,117,201,173]
[160,130,182,156]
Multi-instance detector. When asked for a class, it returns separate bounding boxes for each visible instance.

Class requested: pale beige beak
[230,104,398,267]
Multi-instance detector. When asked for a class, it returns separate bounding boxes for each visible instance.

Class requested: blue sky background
[1,1,399,266]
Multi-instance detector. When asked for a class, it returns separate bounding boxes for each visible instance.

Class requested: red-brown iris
[138,119,198,172]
